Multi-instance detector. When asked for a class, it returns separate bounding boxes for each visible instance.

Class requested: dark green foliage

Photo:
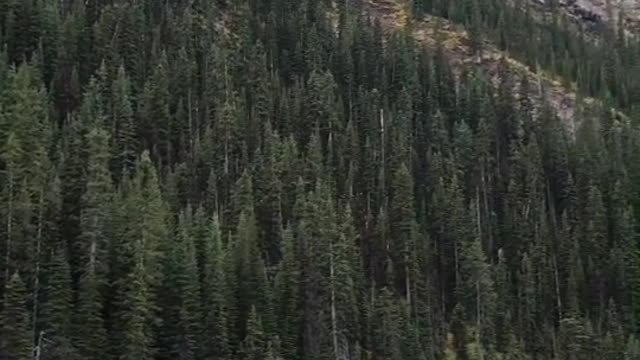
[201,213,230,359]
[40,248,73,340]
[0,273,32,360]
[110,65,137,179]
[157,211,201,360]
[0,1,638,359]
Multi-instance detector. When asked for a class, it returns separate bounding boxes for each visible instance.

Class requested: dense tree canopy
[0,0,639,359]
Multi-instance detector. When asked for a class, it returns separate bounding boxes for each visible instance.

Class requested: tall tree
[0,273,32,360]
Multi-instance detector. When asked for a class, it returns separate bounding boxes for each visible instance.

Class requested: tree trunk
[330,241,339,359]
[4,169,14,293]
[476,279,483,360]
[32,186,44,344]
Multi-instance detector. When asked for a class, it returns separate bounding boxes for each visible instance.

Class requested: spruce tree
[241,306,267,360]
[389,163,418,304]
[40,248,77,358]
[202,213,230,359]
[158,211,201,360]
[0,273,32,360]
[40,248,73,341]
[74,261,107,359]
[371,286,403,360]
[274,227,302,360]
[110,65,136,179]
[111,151,168,360]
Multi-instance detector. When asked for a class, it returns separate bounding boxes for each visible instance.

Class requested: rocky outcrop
[362,0,603,135]
[536,0,640,33]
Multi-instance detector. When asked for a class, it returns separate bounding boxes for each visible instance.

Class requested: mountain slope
[363,0,610,135]
[530,0,640,33]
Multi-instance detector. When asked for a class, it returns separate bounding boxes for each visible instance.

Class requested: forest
[0,0,640,359]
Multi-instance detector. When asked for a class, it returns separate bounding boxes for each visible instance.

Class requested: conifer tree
[79,124,112,279]
[202,213,230,359]
[74,260,107,360]
[256,122,284,266]
[274,227,302,359]
[241,306,267,360]
[459,202,496,354]
[111,151,168,360]
[158,211,201,360]
[390,163,418,304]
[372,286,403,360]
[233,205,267,344]
[111,65,136,179]
[139,55,171,166]
[40,248,73,341]
[0,273,32,360]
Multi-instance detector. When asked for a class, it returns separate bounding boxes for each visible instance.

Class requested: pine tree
[40,248,73,341]
[274,227,302,360]
[301,181,335,360]
[389,163,418,304]
[74,261,107,359]
[329,205,362,358]
[79,124,112,280]
[202,213,230,359]
[241,306,267,360]
[139,55,172,166]
[0,273,32,360]
[111,151,168,360]
[233,205,267,345]
[451,303,469,360]
[459,202,496,355]
[256,122,284,266]
[120,251,153,360]
[371,286,403,360]
[158,211,201,360]
[39,248,78,358]
[110,65,137,179]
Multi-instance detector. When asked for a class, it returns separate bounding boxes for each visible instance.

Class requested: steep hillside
[2,1,640,359]
[530,0,640,33]
[363,0,607,135]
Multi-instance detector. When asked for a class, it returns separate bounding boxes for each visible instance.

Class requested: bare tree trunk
[476,188,482,246]
[32,186,44,344]
[405,244,411,318]
[553,254,563,320]
[188,89,194,161]
[476,280,483,360]
[380,109,385,207]
[454,241,460,291]
[330,241,339,359]
[481,161,492,255]
[4,169,14,292]
[34,330,45,360]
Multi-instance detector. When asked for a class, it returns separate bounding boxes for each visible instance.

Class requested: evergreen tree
[275,228,302,360]
[40,248,73,341]
[202,213,230,359]
[241,306,268,360]
[110,65,137,179]
[0,273,32,360]
[389,163,418,303]
[0,2,637,359]
[371,286,404,360]
[74,261,107,360]
[111,151,168,360]
[157,211,201,360]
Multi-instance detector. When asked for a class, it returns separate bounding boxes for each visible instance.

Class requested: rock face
[538,0,640,32]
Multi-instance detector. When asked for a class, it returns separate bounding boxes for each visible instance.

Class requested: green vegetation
[0,0,639,359]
